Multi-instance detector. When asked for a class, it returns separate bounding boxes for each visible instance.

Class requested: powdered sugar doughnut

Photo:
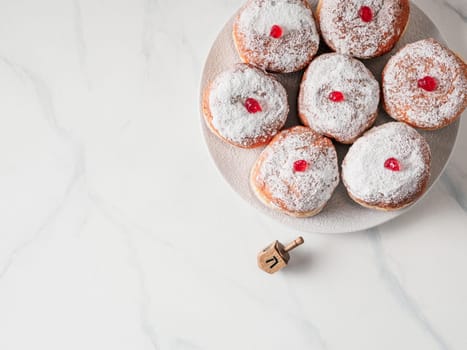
[383,39,467,130]
[316,0,410,59]
[298,53,380,144]
[203,64,289,148]
[342,122,431,211]
[233,0,320,73]
[250,126,339,217]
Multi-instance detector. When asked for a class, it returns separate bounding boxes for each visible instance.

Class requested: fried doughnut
[316,0,410,59]
[233,0,320,73]
[342,122,431,210]
[250,126,339,217]
[382,38,467,130]
[298,53,380,143]
[203,63,289,148]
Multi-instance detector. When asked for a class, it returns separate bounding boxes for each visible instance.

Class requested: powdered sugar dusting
[319,0,408,58]
[299,53,380,143]
[342,122,431,206]
[253,127,339,213]
[235,0,319,72]
[208,64,288,147]
[383,39,467,129]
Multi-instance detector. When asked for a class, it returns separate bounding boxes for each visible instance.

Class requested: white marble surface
[0,1,465,349]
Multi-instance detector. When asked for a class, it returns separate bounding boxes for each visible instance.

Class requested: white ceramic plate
[199,3,461,233]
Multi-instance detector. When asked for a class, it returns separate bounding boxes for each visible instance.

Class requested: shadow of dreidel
[257,236,304,274]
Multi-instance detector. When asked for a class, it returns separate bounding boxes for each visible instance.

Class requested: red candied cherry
[384,158,400,172]
[244,98,262,113]
[417,76,438,92]
[270,25,283,39]
[359,6,373,22]
[329,91,345,102]
[293,160,308,172]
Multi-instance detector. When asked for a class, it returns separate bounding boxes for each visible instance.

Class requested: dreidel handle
[284,236,304,252]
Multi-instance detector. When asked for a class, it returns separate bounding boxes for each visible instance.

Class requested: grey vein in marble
[368,228,452,350]
[72,0,90,86]
[170,337,203,350]
[179,32,201,78]
[282,277,328,350]
[142,0,162,62]
[88,190,174,248]
[0,56,68,135]
[0,172,83,281]
[441,167,467,212]
[89,191,161,350]
[294,318,328,350]
[0,56,85,282]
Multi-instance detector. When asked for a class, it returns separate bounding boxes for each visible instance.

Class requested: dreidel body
[257,237,304,274]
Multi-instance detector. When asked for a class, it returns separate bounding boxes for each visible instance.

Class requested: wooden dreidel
[258,236,304,274]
